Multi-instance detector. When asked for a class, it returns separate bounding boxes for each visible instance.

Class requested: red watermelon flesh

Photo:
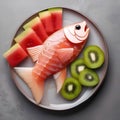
[23,17,48,42]
[14,28,42,53]
[3,43,28,67]
[39,10,54,35]
[49,8,63,31]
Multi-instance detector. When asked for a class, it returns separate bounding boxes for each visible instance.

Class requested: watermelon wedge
[3,43,28,67]
[49,7,63,31]
[14,28,42,53]
[39,10,54,35]
[23,17,48,42]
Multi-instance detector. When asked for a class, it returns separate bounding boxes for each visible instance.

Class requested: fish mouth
[85,24,88,32]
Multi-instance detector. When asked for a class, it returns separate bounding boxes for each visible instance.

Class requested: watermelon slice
[3,43,28,67]
[49,7,63,31]
[23,17,48,42]
[39,10,54,35]
[14,28,42,53]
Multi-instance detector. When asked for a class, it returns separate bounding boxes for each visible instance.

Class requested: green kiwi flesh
[60,77,82,100]
[79,69,99,87]
[70,58,86,79]
[83,45,105,69]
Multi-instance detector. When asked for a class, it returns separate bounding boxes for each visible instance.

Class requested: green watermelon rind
[48,7,62,13]
[14,28,34,43]
[3,43,21,57]
[23,17,40,29]
[39,10,51,18]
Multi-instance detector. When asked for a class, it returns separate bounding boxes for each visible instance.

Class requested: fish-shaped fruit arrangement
[14,21,90,104]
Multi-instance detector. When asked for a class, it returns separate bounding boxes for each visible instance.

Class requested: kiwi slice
[60,77,82,100]
[70,58,86,79]
[83,45,105,69]
[79,69,99,87]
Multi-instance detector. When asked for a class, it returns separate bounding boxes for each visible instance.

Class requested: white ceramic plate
[11,7,108,110]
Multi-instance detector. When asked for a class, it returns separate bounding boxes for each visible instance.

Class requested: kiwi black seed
[70,58,86,79]
[79,69,99,87]
[60,77,82,100]
[83,45,105,69]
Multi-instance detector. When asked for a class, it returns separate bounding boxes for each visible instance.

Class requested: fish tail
[14,67,44,104]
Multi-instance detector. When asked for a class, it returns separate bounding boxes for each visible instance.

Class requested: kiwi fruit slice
[60,77,82,100]
[70,58,86,79]
[79,69,99,87]
[83,45,105,69]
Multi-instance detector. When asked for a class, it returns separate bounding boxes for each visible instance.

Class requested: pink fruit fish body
[14,21,90,104]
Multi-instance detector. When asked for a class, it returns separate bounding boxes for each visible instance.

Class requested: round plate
[11,7,108,110]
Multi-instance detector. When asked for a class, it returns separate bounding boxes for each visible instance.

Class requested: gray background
[0,0,120,120]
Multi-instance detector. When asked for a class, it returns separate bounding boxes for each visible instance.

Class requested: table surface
[0,0,120,120]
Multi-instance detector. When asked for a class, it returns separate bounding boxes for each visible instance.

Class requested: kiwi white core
[78,65,85,72]
[90,52,96,62]
[87,74,93,80]
[68,84,73,92]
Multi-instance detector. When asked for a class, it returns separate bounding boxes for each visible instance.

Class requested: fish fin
[27,45,43,62]
[53,68,67,93]
[56,48,74,63]
[14,67,44,104]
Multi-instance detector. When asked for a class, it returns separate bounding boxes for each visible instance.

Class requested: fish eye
[75,25,81,30]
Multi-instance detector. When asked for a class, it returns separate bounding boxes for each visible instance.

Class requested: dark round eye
[75,25,81,30]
